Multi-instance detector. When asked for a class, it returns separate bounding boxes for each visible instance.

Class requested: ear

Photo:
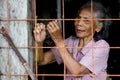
[95,22,103,32]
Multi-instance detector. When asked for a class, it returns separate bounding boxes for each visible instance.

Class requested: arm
[34,23,56,65]
[57,44,90,76]
[47,20,89,77]
[39,48,56,65]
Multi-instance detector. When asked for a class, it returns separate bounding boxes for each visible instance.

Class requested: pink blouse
[51,36,110,80]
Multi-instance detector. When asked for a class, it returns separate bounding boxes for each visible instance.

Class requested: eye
[84,19,91,24]
[76,16,81,19]
[78,16,81,19]
[75,16,82,22]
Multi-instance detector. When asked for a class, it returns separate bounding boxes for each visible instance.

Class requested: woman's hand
[47,20,64,46]
[33,23,46,43]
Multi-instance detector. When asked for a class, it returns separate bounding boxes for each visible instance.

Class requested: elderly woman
[34,1,111,80]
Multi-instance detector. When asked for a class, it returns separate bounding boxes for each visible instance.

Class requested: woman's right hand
[33,23,46,43]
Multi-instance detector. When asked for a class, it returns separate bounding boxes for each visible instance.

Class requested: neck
[78,35,93,47]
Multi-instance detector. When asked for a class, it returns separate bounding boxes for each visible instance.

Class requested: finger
[43,25,46,31]
[38,23,42,32]
[35,23,39,29]
[33,30,37,39]
[36,23,45,33]
[43,24,46,30]
[34,23,40,33]
[36,26,40,34]
[47,24,53,33]
[55,20,57,22]
[48,21,55,30]
[33,30,36,34]
[34,23,38,31]
[52,20,60,30]
[39,23,46,31]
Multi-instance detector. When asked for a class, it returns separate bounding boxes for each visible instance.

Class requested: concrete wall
[0,0,34,80]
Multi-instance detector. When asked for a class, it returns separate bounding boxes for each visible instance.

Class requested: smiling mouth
[76,29,85,33]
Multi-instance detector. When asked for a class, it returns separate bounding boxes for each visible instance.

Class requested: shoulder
[95,39,109,47]
[93,39,110,56]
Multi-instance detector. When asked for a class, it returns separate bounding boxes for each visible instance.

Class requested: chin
[76,34,85,38]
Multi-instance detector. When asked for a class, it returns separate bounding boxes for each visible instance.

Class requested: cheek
[74,21,77,26]
[85,26,92,34]
[74,22,78,29]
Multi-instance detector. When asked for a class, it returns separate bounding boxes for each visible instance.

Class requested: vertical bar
[6,0,10,79]
[62,0,66,80]
[91,0,95,80]
[33,0,38,79]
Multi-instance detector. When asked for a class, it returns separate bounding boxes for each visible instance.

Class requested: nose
[76,19,83,26]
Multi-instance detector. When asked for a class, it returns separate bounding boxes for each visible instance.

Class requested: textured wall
[0,0,34,80]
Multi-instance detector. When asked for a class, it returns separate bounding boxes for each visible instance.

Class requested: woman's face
[74,8,98,39]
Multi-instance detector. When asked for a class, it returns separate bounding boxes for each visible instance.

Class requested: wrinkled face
[74,8,99,38]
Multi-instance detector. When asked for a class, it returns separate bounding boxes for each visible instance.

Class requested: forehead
[78,8,97,18]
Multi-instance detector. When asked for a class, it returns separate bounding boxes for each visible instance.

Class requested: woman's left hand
[47,20,64,46]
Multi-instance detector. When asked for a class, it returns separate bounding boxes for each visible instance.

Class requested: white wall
[0,0,34,80]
